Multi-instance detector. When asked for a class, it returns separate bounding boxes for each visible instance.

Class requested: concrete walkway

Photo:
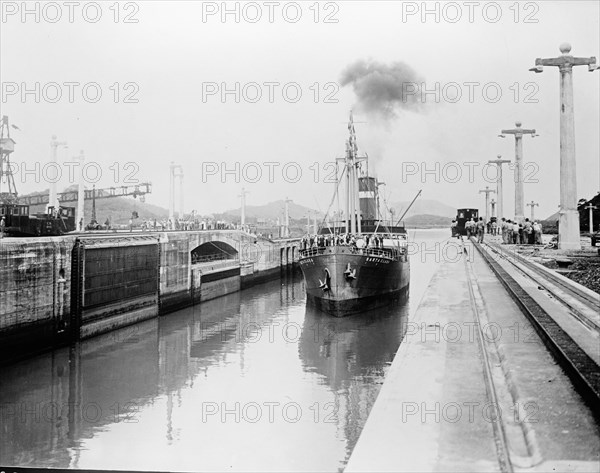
[345,238,600,472]
[345,243,499,472]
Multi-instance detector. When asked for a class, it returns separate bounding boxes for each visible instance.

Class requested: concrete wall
[158,231,300,314]
[0,237,74,363]
[0,230,300,364]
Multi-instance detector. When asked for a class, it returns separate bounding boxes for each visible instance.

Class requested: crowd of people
[451,217,543,245]
[132,218,238,232]
[499,217,543,245]
[300,232,389,251]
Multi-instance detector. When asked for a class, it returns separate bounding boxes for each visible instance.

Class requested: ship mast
[346,111,364,234]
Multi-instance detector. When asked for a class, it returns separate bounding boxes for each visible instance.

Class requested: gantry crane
[0,115,18,204]
[18,182,153,206]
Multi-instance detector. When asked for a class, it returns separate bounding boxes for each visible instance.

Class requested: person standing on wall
[476,217,485,243]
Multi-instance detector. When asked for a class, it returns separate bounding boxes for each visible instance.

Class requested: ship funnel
[358,176,378,221]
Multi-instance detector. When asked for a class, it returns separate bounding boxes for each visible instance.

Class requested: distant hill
[389,199,457,219]
[223,200,325,222]
[30,198,169,226]
[19,189,457,228]
[404,214,452,228]
[23,186,169,225]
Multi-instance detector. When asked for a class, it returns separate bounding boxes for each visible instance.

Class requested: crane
[18,182,152,206]
[0,115,18,204]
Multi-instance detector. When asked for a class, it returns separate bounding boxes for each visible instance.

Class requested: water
[0,229,450,472]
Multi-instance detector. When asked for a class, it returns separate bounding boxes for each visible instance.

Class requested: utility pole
[479,186,495,223]
[499,123,537,223]
[527,200,539,221]
[488,155,511,221]
[239,187,249,227]
[531,43,598,249]
[76,150,85,231]
[585,203,597,233]
[48,135,67,212]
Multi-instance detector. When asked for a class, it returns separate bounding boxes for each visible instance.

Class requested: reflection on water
[0,229,449,472]
[300,295,409,460]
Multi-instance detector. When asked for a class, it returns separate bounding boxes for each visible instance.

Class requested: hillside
[20,187,457,228]
[222,200,325,221]
[224,198,457,222]
[24,186,169,225]
[404,214,452,228]
[389,199,457,219]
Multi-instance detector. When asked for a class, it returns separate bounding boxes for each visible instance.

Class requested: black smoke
[340,59,424,120]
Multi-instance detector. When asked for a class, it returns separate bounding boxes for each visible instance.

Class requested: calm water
[0,229,450,472]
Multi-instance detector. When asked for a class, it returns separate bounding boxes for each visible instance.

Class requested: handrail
[299,245,405,260]
[191,253,239,264]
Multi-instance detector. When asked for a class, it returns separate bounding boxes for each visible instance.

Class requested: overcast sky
[1,1,599,220]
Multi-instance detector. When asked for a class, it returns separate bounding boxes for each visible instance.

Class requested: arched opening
[191,241,238,264]
[280,247,285,266]
[286,247,290,266]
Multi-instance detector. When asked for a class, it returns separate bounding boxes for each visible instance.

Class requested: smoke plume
[340,59,424,121]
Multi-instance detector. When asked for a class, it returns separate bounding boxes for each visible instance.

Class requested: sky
[1,0,599,221]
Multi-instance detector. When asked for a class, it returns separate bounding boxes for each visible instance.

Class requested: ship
[298,112,414,317]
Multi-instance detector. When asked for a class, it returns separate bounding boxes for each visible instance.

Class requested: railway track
[485,241,600,333]
[470,239,600,418]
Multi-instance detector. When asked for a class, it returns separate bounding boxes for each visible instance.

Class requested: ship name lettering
[366,257,390,264]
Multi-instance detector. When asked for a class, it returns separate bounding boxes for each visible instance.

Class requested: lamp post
[498,124,537,223]
[530,43,598,249]
[239,188,249,228]
[527,200,539,221]
[284,197,292,238]
[76,150,85,231]
[479,186,495,223]
[168,162,184,226]
[488,155,511,222]
[48,136,67,212]
[585,203,597,233]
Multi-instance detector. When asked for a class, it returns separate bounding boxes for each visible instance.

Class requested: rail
[485,241,600,332]
[471,239,600,416]
[192,259,240,272]
[299,245,404,260]
[191,253,238,265]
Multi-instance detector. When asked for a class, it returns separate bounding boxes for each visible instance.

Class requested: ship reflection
[299,291,409,460]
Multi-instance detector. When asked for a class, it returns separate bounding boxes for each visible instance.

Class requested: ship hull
[299,247,410,317]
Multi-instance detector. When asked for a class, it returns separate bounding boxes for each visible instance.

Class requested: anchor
[344,263,356,280]
[318,268,331,292]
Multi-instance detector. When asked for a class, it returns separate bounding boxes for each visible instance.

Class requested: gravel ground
[537,257,600,295]
[484,235,600,294]
[561,260,600,294]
